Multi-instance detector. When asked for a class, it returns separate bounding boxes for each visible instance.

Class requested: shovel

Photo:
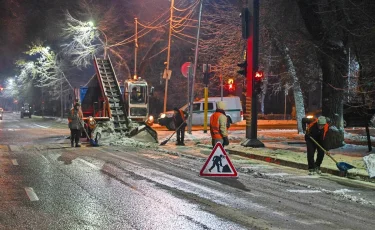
[309,136,355,172]
[79,119,99,147]
[160,121,186,146]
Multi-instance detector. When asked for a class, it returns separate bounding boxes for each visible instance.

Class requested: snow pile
[92,121,158,148]
[345,131,375,142]
[363,154,375,178]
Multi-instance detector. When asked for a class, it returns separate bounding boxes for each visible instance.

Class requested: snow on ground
[56,116,375,156]
[54,116,375,178]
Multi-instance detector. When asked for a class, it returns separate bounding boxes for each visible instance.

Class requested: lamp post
[163,0,175,112]
[188,0,204,132]
[134,18,138,79]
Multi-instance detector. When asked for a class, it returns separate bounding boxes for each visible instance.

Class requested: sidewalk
[46,115,375,182]
[195,140,375,183]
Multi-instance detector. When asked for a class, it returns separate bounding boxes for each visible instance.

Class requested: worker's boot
[308,169,315,175]
[315,167,322,175]
[71,141,74,147]
[75,143,81,148]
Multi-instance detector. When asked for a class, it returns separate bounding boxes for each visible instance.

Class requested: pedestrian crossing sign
[199,142,238,177]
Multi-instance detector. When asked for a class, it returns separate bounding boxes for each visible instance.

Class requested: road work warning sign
[199,142,238,177]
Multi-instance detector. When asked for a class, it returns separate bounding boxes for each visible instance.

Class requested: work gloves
[223,136,229,146]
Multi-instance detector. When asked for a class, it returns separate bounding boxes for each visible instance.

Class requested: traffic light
[254,71,264,94]
[237,61,247,77]
[254,71,264,81]
[227,78,235,93]
[203,72,209,85]
[202,64,212,73]
[241,8,250,39]
[202,64,212,85]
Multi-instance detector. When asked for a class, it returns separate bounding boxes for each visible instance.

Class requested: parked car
[158,96,243,131]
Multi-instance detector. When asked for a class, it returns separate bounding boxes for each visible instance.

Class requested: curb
[196,143,375,183]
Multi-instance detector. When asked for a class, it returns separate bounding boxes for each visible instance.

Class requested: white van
[158,96,243,130]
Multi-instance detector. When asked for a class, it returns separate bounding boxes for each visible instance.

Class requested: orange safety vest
[179,109,186,122]
[307,119,329,139]
[210,112,223,139]
[68,108,83,123]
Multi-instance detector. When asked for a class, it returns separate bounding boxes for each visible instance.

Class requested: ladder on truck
[94,56,129,133]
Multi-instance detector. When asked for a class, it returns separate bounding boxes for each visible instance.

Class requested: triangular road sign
[200,142,238,177]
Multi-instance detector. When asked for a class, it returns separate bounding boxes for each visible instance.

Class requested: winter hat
[317,116,327,125]
[216,101,226,110]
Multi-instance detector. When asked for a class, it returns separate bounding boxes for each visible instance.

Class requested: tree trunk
[319,47,346,149]
[297,0,348,149]
[260,45,272,115]
[273,36,305,133]
[283,46,305,133]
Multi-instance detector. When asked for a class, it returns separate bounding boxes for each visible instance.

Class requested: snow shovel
[160,121,186,146]
[79,119,99,147]
[309,136,355,171]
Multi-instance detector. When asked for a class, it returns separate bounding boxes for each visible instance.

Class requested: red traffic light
[227,79,235,92]
[254,71,264,81]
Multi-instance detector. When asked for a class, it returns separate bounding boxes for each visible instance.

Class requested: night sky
[0,0,81,79]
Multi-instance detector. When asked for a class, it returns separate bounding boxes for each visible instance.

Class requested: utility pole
[134,17,138,79]
[189,0,203,129]
[163,0,175,112]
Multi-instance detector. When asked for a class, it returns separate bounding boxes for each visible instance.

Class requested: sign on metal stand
[199,142,238,177]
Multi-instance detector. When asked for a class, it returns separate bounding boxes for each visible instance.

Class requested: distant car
[21,103,32,118]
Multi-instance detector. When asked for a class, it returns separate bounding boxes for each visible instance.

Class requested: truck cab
[123,78,154,125]
[21,103,32,118]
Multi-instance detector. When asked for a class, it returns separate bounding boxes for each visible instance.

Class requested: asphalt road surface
[1,112,375,229]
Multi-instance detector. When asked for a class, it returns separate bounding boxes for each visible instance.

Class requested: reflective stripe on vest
[179,109,186,122]
[210,112,222,139]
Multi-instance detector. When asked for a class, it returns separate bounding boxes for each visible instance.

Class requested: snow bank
[363,154,375,178]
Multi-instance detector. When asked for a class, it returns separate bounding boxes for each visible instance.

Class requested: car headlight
[306,115,314,119]
[148,115,154,122]
[160,113,166,118]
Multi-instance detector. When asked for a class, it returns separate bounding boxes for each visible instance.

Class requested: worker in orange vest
[68,102,83,147]
[305,116,329,175]
[210,101,229,147]
[173,107,188,145]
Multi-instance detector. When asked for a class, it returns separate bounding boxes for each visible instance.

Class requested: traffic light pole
[203,85,208,133]
[242,0,264,148]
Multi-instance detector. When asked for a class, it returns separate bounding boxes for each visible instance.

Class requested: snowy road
[0,112,375,229]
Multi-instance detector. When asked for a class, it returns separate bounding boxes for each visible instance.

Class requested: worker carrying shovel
[68,102,83,147]
[305,116,329,175]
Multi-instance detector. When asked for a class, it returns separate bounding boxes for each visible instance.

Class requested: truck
[75,56,158,144]
[21,103,32,118]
